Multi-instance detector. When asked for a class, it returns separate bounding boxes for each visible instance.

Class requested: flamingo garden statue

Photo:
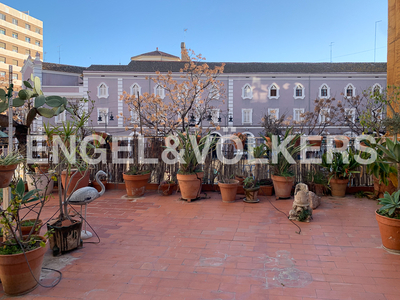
[68,170,107,239]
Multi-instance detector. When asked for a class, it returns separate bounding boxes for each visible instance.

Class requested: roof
[131,50,180,60]
[42,62,87,74]
[85,61,387,74]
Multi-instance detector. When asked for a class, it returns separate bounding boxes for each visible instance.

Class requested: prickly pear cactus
[0,76,71,127]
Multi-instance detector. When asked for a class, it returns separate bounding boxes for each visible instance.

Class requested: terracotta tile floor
[3,190,400,300]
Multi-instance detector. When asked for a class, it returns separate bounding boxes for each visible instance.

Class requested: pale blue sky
[4,0,388,67]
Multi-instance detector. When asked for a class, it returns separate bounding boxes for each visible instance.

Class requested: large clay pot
[334,136,350,148]
[218,179,239,203]
[21,219,43,236]
[259,185,274,196]
[244,187,260,203]
[34,163,50,175]
[373,176,396,199]
[330,178,349,197]
[177,172,204,202]
[272,175,294,199]
[0,164,18,188]
[0,236,47,295]
[375,211,400,251]
[26,173,54,197]
[47,218,82,256]
[61,169,90,196]
[308,136,323,147]
[235,176,245,185]
[92,180,107,193]
[123,172,151,197]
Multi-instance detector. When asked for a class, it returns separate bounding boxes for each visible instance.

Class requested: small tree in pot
[243,176,259,203]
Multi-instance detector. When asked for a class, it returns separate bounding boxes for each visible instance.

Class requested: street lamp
[217,110,233,127]
[97,111,114,141]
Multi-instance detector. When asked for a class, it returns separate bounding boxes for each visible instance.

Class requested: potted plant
[158,172,176,196]
[375,190,400,251]
[235,171,246,186]
[305,168,329,196]
[232,132,247,150]
[243,176,259,203]
[258,178,274,196]
[217,175,239,203]
[123,166,151,198]
[0,178,50,295]
[263,128,302,199]
[320,148,360,197]
[174,129,217,202]
[0,151,24,188]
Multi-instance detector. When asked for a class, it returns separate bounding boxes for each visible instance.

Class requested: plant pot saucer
[243,198,259,203]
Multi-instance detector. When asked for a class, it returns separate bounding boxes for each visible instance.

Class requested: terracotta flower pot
[0,236,47,295]
[375,210,400,251]
[308,136,323,147]
[177,172,204,202]
[61,169,90,196]
[334,136,350,148]
[330,178,349,197]
[259,185,274,196]
[47,218,82,256]
[34,163,50,174]
[314,183,326,196]
[0,164,18,188]
[235,176,245,185]
[159,183,176,196]
[21,219,43,236]
[272,175,294,199]
[373,176,396,199]
[92,180,107,193]
[123,172,151,197]
[218,179,239,203]
[244,187,260,203]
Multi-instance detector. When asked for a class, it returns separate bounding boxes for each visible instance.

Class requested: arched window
[155,85,165,99]
[130,83,141,97]
[372,83,382,96]
[345,83,355,97]
[294,84,305,99]
[268,83,280,99]
[242,84,252,99]
[319,83,330,98]
[97,83,109,98]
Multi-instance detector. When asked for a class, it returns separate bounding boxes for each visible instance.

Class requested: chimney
[181,42,189,61]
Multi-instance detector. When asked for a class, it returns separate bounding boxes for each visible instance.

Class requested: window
[97,108,109,124]
[268,83,280,99]
[25,49,31,55]
[242,84,252,99]
[35,28,41,34]
[12,59,18,66]
[12,32,18,39]
[155,85,165,99]
[35,40,40,46]
[345,84,355,97]
[130,83,141,97]
[25,24,31,30]
[0,71,5,78]
[268,108,279,119]
[319,108,330,123]
[345,108,356,123]
[0,28,4,35]
[293,108,305,122]
[25,37,31,43]
[12,74,18,80]
[0,57,5,63]
[12,18,18,25]
[0,42,5,49]
[210,85,220,100]
[12,46,18,53]
[319,84,330,98]
[242,109,253,124]
[372,83,382,96]
[97,83,109,98]
[55,111,66,123]
[294,84,305,99]
[0,13,5,21]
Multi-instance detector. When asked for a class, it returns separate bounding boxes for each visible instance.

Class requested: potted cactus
[243,176,259,203]
[0,152,24,188]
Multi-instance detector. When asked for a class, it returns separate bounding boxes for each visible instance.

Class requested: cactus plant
[0,76,71,127]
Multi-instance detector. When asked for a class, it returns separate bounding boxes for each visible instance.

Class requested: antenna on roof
[329,42,334,63]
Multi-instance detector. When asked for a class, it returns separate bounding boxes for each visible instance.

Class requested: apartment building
[0,3,43,88]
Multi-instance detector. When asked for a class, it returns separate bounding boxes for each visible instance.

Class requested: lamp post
[218,111,233,128]
[97,111,114,141]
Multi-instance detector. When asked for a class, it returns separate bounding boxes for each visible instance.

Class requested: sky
[4,0,388,67]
